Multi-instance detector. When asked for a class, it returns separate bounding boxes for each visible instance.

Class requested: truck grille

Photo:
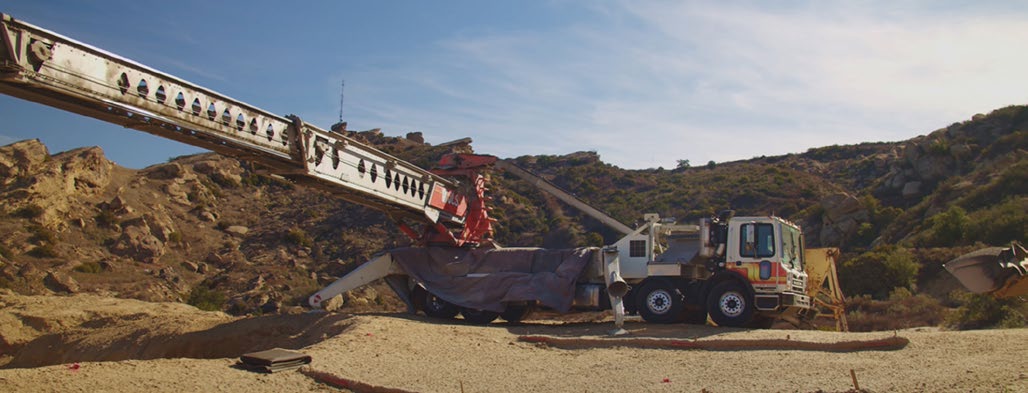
[791,276,805,293]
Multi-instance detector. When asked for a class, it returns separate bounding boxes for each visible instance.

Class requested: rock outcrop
[0,140,114,229]
[819,192,870,247]
[112,218,166,264]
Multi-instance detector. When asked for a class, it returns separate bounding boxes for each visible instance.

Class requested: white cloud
[335,2,1028,169]
[0,134,16,146]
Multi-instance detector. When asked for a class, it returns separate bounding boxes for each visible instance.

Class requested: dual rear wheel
[412,286,529,325]
[635,279,754,327]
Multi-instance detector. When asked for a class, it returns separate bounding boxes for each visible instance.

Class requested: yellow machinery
[946,242,1028,299]
[804,248,848,331]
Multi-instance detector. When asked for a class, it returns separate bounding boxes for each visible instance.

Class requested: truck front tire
[460,308,499,325]
[500,303,533,324]
[636,279,684,324]
[707,281,754,327]
[412,286,460,319]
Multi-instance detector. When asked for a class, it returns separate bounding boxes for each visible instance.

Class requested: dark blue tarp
[390,247,596,313]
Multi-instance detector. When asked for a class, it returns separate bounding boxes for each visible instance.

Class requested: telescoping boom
[0,13,493,247]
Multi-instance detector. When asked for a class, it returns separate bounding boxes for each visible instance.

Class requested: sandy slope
[1,293,1026,392]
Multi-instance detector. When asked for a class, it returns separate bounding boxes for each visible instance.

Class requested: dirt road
[1,293,1025,392]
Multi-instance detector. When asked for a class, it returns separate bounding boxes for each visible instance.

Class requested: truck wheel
[412,286,459,319]
[636,279,684,324]
[707,281,754,327]
[460,307,499,325]
[500,303,533,324]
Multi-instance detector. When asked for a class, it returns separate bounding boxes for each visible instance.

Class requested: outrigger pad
[239,348,311,373]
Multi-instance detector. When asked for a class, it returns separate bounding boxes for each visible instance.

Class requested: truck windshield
[781,224,803,270]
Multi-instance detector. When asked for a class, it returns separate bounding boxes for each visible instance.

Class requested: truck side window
[740,223,775,258]
[629,240,647,258]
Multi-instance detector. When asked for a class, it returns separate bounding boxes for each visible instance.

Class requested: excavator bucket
[803,248,848,331]
[945,242,1028,298]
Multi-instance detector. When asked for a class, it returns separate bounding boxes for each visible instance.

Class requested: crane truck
[0,13,829,329]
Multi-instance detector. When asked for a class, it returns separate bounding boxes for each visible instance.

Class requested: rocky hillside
[0,105,1025,327]
[0,135,420,314]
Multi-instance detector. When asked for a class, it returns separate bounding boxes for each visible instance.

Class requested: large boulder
[819,192,870,246]
[112,218,166,263]
[192,158,242,187]
[144,162,184,180]
[43,270,80,293]
[143,212,177,243]
[224,225,249,238]
[0,139,50,184]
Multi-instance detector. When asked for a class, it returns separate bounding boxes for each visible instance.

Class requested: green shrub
[927,139,950,156]
[845,288,947,331]
[285,227,313,248]
[924,206,969,246]
[839,245,920,299]
[74,261,103,274]
[27,244,59,258]
[945,291,1027,330]
[958,161,1028,209]
[584,232,605,247]
[168,231,183,244]
[966,197,1027,245]
[186,285,226,312]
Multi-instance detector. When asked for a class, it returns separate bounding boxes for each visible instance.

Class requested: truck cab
[609,213,812,327]
[722,216,810,315]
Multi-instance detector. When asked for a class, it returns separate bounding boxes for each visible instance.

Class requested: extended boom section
[0,13,482,245]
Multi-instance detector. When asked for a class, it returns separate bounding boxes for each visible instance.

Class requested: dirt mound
[0,291,355,369]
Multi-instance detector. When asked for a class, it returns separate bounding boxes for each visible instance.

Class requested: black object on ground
[238,348,312,373]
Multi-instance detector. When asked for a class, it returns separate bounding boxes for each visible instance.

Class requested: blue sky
[2,1,1027,169]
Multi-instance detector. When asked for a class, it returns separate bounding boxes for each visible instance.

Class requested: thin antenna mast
[331,80,347,133]
[338,79,345,122]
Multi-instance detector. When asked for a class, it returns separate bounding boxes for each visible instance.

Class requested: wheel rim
[718,291,745,317]
[646,289,673,315]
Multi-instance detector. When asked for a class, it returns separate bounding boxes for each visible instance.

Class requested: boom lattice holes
[136,79,149,97]
[117,72,129,94]
[155,85,167,104]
